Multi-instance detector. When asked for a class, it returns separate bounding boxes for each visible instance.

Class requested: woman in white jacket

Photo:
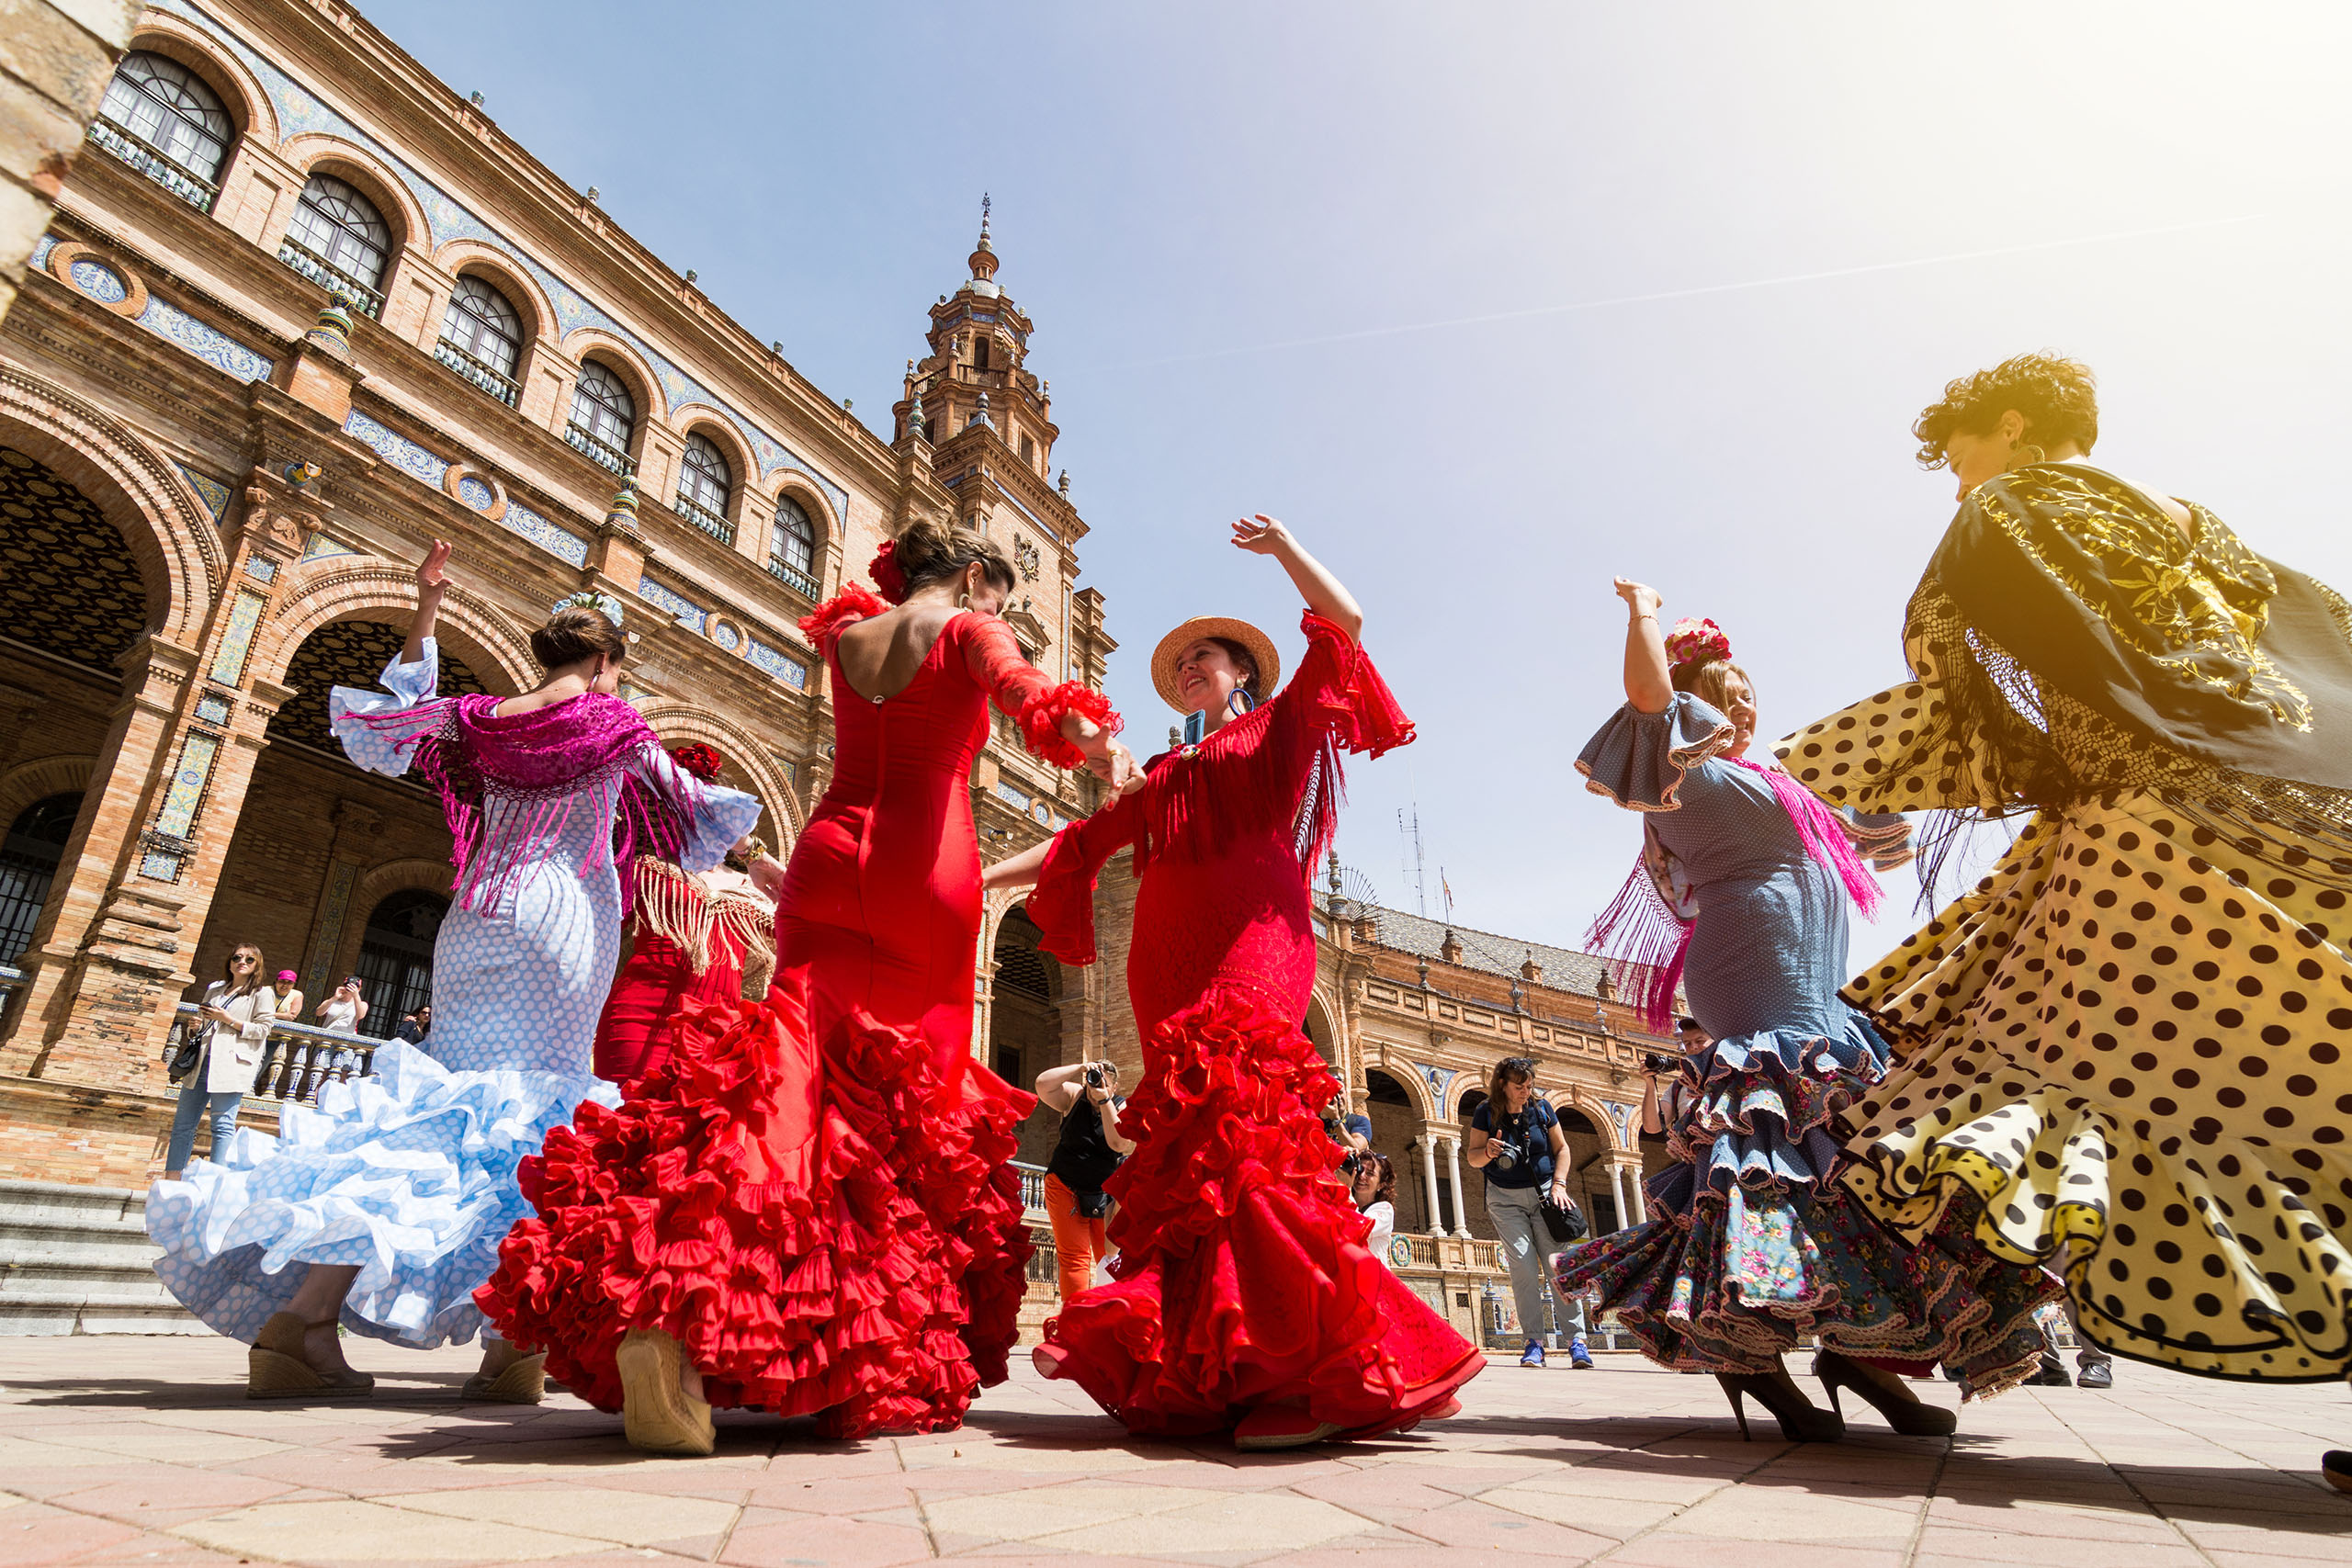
[164,944,277,1179]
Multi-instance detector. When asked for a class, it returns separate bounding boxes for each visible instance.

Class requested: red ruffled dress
[594,860,775,1084]
[1028,610,1484,1438]
[481,589,1116,1438]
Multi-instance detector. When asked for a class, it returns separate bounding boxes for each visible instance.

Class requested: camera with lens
[1083,1063,1105,1089]
[1643,1052,1681,1076]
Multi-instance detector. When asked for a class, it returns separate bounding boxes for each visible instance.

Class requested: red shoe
[1031,1343,1074,1381]
[1233,1404,1343,1450]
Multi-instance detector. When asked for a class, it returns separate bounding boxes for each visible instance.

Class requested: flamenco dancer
[594,748,784,1084]
[987,515,1484,1449]
[1557,594,2057,1440]
[481,519,1132,1453]
[147,542,761,1399]
[1771,355,2352,1479]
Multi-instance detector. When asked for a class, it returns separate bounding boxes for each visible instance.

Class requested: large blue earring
[1227,688,1257,718]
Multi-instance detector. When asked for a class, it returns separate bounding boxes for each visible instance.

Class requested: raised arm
[1615,578,1671,714]
[961,615,1137,789]
[402,539,452,667]
[1233,515,1362,642]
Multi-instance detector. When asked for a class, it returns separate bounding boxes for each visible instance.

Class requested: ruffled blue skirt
[146,1043,619,1349]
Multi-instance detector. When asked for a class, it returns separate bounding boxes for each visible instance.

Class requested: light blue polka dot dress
[146,643,762,1349]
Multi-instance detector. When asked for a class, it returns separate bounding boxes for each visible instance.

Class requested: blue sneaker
[1569,1335,1594,1369]
[1520,1340,1545,1368]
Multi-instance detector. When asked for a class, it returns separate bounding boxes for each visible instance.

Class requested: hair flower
[1664,616,1731,670]
[667,741,724,781]
[867,539,909,604]
[550,589,626,626]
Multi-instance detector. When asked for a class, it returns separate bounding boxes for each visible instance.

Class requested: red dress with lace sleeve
[1025,611,1481,1439]
[482,591,1117,1438]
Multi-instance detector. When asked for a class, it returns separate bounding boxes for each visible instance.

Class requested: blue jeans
[166,1076,243,1171]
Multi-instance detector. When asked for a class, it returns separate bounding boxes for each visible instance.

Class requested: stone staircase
[0,1179,204,1335]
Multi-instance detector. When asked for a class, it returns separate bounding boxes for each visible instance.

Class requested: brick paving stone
[1,1338,2348,1565]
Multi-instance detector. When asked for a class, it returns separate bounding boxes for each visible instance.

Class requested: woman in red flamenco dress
[594,743,784,1085]
[987,515,1484,1450]
[481,520,1134,1453]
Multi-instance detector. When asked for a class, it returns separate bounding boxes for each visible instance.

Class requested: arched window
[435,275,523,406]
[0,794,80,965]
[674,433,733,545]
[767,495,816,596]
[353,889,445,1039]
[566,361,636,474]
[92,51,231,210]
[280,173,390,317]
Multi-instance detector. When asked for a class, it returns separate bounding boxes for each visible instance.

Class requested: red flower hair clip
[1664,617,1732,671]
[667,741,724,781]
[868,539,909,604]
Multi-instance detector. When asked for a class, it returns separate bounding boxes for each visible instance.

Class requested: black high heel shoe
[1813,1349,1958,1437]
[1715,1371,1845,1442]
[2322,1450,2352,1495]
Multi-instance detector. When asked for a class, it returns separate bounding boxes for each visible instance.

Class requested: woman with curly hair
[986,515,1483,1450]
[1558,596,2057,1440]
[1777,354,2352,1480]
[482,518,1134,1453]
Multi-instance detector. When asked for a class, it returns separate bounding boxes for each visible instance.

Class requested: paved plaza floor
[0,1336,2346,1566]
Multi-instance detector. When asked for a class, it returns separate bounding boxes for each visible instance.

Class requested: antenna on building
[1396,805,1428,918]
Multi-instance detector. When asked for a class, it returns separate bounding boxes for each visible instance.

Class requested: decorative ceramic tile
[207,590,267,686]
[455,474,495,511]
[343,410,449,486]
[153,728,220,840]
[29,235,54,270]
[300,858,357,993]
[68,258,129,304]
[994,780,1031,811]
[243,555,278,582]
[634,576,705,632]
[175,464,232,524]
[300,533,358,561]
[150,0,851,523]
[745,637,808,689]
[140,850,183,882]
[135,297,273,382]
[193,694,232,727]
[498,501,589,567]
[709,621,741,651]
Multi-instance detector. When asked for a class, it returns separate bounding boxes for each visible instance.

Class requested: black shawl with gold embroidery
[1915,463,2352,802]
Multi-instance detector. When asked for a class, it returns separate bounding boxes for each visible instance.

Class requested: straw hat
[1150,616,1281,715]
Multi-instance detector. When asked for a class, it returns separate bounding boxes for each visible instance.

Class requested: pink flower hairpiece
[1664,616,1731,670]
[868,539,909,604]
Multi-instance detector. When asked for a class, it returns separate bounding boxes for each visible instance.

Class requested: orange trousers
[1043,1173,1109,1303]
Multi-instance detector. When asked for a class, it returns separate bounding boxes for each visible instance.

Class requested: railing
[1013,1160,1047,1221]
[0,963,26,1031]
[672,491,734,546]
[276,238,384,319]
[565,421,631,476]
[435,337,522,407]
[162,1003,380,1107]
[85,118,218,213]
[764,558,820,601]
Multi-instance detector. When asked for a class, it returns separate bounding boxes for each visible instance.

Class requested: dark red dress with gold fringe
[1027,610,1483,1438]
[480,591,1115,1438]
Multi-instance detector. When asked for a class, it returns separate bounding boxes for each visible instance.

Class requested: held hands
[1614,578,1661,619]
[1230,514,1294,556]
[417,539,453,602]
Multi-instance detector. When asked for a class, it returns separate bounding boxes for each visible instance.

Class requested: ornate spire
[968,192,999,283]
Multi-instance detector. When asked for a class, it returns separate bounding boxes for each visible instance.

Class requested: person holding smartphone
[1035,1058,1133,1303]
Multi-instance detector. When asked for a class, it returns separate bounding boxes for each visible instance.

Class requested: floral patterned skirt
[1555,1013,2057,1390]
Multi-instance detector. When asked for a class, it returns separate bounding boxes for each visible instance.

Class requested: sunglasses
[232,955,257,964]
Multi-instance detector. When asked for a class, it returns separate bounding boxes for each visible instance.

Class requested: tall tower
[889,198,1109,695]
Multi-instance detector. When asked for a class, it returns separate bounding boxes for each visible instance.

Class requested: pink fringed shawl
[1588,756,1886,1032]
[342,692,690,918]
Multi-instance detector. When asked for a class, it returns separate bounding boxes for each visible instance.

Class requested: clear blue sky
[368,0,2352,958]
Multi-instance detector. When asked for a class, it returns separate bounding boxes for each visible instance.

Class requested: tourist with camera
[1466,1056,1591,1369]
[1036,1057,1133,1303]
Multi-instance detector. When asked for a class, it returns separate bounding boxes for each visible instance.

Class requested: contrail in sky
[1122,212,2269,369]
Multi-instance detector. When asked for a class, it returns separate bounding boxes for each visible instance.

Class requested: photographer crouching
[1035,1057,1134,1303]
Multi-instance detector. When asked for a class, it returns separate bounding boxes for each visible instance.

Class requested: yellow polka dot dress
[1781,463,2352,1384]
